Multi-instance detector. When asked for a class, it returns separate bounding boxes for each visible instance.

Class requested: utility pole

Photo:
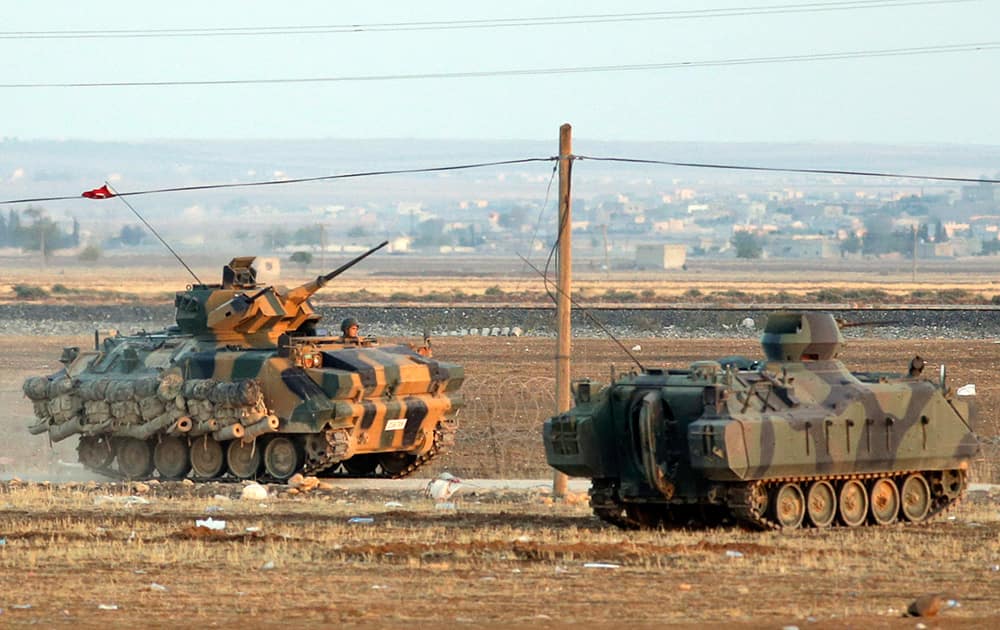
[554,123,572,498]
[319,224,326,271]
[602,223,610,274]
[912,224,918,283]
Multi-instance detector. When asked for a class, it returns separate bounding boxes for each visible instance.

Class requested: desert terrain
[1,259,999,627]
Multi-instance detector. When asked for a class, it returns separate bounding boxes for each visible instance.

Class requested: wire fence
[971,439,1000,485]
[7,374,998,483]
[449,375,556,478]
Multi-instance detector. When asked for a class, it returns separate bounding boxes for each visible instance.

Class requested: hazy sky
[2,0,998,144]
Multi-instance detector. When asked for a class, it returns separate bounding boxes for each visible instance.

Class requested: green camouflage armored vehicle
[544,312,978,529]
[24,242,464,481]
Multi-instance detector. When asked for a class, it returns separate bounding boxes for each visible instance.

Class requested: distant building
[254,257,281,284]
[765,236,839,259]
[652,219,686,234]
[917,237,982,258]
[458,200,490,209]
[962,183,998,204]
[635,244,687,269]
[389,236,413,253]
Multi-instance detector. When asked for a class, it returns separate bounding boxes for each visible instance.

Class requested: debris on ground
[426,472,464,502]
[94,495,150,507]
[194,517,226,531]
[287,474,332,493]
[907,593,960,617]
[240,483,268,501]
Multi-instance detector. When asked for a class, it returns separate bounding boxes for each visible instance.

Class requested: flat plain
[2,334,999,627]
[1,257,999,627]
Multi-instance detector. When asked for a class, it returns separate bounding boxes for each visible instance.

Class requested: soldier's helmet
[341,317,359,335]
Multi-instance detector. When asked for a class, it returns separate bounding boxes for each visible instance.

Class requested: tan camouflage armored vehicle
[544,312,978,529]
[24,242,464,481]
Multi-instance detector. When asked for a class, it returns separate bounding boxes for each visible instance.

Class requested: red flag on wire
[81,184,114,199]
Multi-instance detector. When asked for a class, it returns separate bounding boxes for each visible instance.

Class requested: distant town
[1,138,998,271]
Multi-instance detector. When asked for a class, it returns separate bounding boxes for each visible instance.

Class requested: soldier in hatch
[340,317,360,343]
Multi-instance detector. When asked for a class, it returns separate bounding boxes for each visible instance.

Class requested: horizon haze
[1,1,998,145]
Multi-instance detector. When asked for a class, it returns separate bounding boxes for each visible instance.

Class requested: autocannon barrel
[284,240,389,306]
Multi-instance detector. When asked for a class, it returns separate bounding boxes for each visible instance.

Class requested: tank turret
[174,241,388,343]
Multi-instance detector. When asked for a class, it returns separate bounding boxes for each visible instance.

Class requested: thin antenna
[105,181,202,284]
[517,253,645,371]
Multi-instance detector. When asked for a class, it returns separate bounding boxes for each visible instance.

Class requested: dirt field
[0,480,998,628]
[2,333,999,627]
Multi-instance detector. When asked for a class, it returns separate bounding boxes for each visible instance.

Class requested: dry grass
[5,256,1000,304]
[0,481,998,627]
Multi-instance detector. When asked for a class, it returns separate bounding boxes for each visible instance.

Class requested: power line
[2,41,997,89]
[574,155,1000,184]
[0,157,557,205]
[0,1,976,40]
[2,153,995,208]
[105,181,202,284]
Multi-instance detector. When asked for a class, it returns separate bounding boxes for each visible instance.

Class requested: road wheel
[935,469,966,501]
[378,452,418,477]
[770,482,805,529]
[78,436,114,470]
[625,503,666,529]
[190,436,225,480]
[117,438,154,479]
[227,440,261,479]
[838,479,869,527]
[900,474,931,522]
[263,436,301,480]
[806,480,836,528]
[869,478,900,525]
[342,454,379,476]
[153,436,191,480]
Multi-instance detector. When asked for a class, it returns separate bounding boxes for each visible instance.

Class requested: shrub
[13,284,48,299]
[289,251,313,267]
[602,289,639,301]
[715,289,751,301]
[78,244,102,262]
[936,289,973,304]
[808,289,844,303]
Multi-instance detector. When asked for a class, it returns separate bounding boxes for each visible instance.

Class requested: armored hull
[24,246,464,481]
[544,312,978,529]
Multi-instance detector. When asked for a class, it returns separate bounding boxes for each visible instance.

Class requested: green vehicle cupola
[760,311,843,362]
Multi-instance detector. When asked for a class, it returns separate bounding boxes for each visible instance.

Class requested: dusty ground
[0,479,998,628]
[1,334,999,627]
